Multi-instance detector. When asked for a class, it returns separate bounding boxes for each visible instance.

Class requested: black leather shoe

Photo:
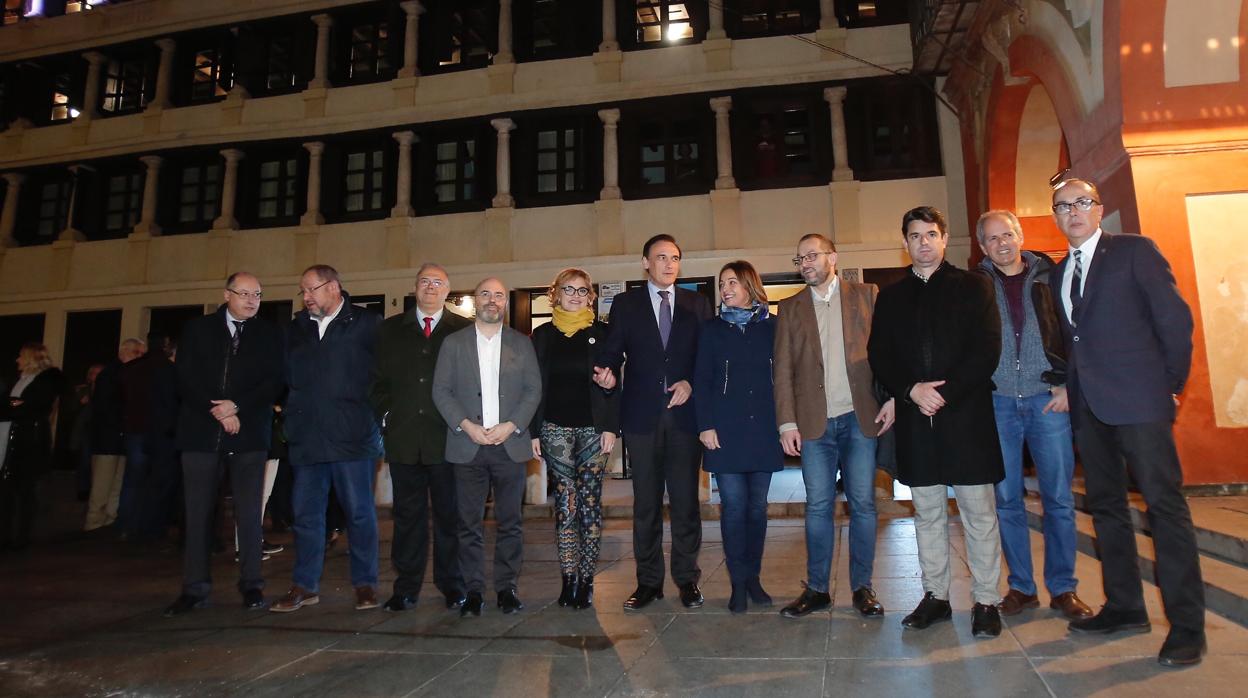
[729,584,747,614]
[162,594,207,618]
[623,585,664,611]
[444,592,467,609]
[902,592,952,630]
[780,588,831,619]
[1068,607,1151,635]
[745,578,772,606]
[852,587,884,617]
[242,589,265,610]
[558,574,578,608]
[678,582,704,609]
[1158,629,1206,667]
[383,593,418,612]
[573,576,594,610]
[460,592,484,618]
[972,603,1002,638]
[497,589,524,614]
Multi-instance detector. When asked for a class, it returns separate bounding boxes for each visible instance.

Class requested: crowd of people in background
[0,177,1208,668]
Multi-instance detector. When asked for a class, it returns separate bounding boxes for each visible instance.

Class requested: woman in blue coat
[694,261,784,613]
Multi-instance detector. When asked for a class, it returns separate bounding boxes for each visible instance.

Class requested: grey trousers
[911,483,1002,606]
[455,445,526,595]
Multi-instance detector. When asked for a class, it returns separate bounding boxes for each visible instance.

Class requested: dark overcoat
[693,315,783,474]
[0,368,65,478]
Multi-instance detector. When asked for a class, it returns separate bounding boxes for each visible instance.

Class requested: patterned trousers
[540,422,608,579]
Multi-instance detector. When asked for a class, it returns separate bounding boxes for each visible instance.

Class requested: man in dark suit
[272,265,384,613]
[371,262,470,612]
[432,277,542,618]
[1051,178,1205,667]
[163,272,284,617]
[594,234,714,610]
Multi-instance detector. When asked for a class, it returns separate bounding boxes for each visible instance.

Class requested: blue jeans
[715,471,772,584]
[117,433,149,538]
[992,392,1078,596]
[291,459,379,593]
[801,412,877,593]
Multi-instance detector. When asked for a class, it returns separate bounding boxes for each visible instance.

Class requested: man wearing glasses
[272,265,384,613]
[371,263,470,612]
[1051,179,1206,667]
[163,272,284,617]
[773,234,894,619]
[432,278,541,617]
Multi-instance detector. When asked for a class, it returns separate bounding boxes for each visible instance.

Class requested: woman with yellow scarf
[529,268,620,610]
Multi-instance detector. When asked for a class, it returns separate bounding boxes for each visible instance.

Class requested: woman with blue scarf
[693,261,784,613]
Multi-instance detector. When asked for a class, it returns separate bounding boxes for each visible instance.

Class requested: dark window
[104,171,143,234]
[833,0,909,28]
[234,19,313,95]
[175,160,221,229]
[36,178,72,240]
[342,148,386,213]
[101,56,148,114]
[189,47,231,102]
[514,0,599,61]
[534,127,581,195]
[266,35,298,91]
[845,78,943,180]
[638,117,701,189]
[433,139,477,203]
[531,0,559,53]
[728,0,817,38]
[346,22,392,81]
[735,93,828,188]
[256,158,299,221]
[49,71,76,123]
[632,1,700,47]
[423,1,495,73]
[3,0,23,26]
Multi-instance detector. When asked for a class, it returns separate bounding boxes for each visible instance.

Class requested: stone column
[213,149,245,231]
[133,156,163,236]
[708,0,726,39]
[60,165,90,241]
[152,38,177,109]
[823,86,853,181]
[598,108,621,200]
[496,0,514,64]
[599,0,618,51]
[392,131,416,217]
[398,1,424,78]
[820,0,837,30]
[0,173,24,248]
[80,51,107,120]
[301,142,326,225]
[709,97,735,189]
[310,14,334,89]
[490,118,516,208]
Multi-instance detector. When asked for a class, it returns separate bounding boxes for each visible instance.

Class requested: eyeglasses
[560,286,590,297]
[417,278,446,289]
[792,251,832,267]
[476,291,507,303]
[297,279,331,297]
[1052,198,1100,215]
[227,288,263,300]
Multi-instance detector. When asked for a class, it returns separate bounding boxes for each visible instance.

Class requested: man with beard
[432,278,541,617]
[372,262,470,612]
[271,265,383,613]
[868,206,1006,639]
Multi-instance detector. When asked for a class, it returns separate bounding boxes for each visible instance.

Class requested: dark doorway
[149,305,206,345]
[58,309,123,469]
[0,314,46,388]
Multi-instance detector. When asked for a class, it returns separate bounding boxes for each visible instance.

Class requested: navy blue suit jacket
[597,285,713,434]
[1055,231,1193,426]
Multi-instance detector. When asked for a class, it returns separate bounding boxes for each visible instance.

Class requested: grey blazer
[432,324,542,464]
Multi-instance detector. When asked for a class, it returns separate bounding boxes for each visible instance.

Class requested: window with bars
[637,117,701,188]
[101,57,148,114]
[347,22,391,81]
[729,0,817,38]
[176,162,221,228]
[534,127,582,195]
[104,172,143,234]
[433,139,477,203]
[256,158,299,221]
[49,72,75,123]
[190,48,230,102]
[343,149,386,213]
[36,179,72,240]
[634,1,694,45]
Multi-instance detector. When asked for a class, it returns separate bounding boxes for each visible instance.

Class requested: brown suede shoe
[355,586,380,611]
[997,589,1040,616]
[1050,591,1094,620]
[270,586,319,613]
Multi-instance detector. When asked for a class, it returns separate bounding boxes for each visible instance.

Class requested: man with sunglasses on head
[1051,178,1205,667]
[163,272,284,617]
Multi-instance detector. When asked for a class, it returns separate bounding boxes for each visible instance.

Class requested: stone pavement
[1,515,1246,697]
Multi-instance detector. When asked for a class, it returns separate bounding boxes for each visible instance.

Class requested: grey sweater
[981,252,1053,399]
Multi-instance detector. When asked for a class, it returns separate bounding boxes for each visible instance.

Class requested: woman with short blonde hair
[1,342,65,550]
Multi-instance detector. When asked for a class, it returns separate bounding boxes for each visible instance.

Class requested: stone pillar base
[829,179,863,245]
[49,239,74,292]
[299,211,325,227]
[392,76,419,107]
[593,198,625,256]
[142,109,163,135]
[593,50,623,83]
[125,233,150,285]
[294,229,319,273]
[302,88,329,119]
[815,27,849,55]
[483,207,514,262]
[709,187,743,250]
[487,63,516,95]
[702,37,732,72]
[221,92,247,127]
[384,218,411,270]
[212,217,238,232]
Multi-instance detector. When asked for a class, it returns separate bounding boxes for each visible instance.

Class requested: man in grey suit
[433,277,542,618]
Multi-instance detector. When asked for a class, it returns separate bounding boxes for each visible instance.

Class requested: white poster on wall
[598,281,625,321]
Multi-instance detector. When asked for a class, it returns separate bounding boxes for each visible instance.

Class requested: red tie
[423,316,433,338]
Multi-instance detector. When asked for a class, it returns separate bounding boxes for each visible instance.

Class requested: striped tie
[1070,250,1084,322]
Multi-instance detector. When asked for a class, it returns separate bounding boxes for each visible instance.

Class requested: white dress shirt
[314,298,344,339]
[225,309,244,336]
[646,280,676,330]
[1061,228,1103,323]
[476,326,503,429]
[416,307,444,334]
